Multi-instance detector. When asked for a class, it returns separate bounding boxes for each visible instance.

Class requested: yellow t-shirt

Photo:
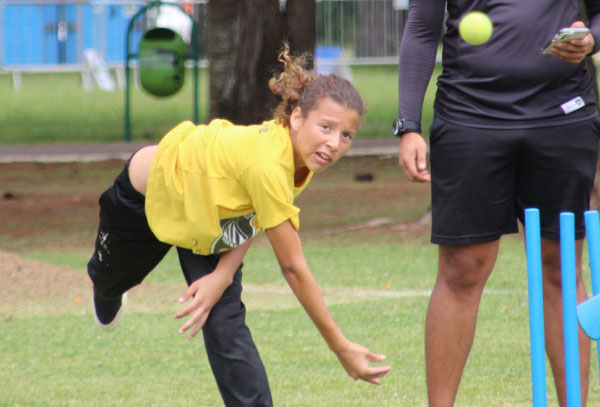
[145,119,313,255]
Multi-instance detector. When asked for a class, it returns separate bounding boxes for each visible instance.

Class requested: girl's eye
[321,124,330,131]
[342,132,353,141]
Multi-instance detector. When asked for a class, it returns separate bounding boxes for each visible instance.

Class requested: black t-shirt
[398,0,600,129]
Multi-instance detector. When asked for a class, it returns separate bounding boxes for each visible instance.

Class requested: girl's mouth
[315,152,332,163]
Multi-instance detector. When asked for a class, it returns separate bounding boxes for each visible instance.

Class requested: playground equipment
[124,0,200,141]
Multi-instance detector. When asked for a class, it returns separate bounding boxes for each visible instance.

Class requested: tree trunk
[207,0,315,124]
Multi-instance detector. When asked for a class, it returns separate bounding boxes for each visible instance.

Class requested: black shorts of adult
[429,115,600,245]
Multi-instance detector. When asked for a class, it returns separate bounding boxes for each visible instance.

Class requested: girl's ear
[289,106,304,131]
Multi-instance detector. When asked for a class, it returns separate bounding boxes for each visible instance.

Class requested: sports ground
[2,150,599,406]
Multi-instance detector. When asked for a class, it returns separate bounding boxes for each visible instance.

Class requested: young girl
[87,46,391,406]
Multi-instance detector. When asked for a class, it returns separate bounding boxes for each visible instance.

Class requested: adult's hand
[549,21,595,64]
[398,132,431,182]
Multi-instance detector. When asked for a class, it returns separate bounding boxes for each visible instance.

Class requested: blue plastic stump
[560,212,581,407]
[583,210,600,389]
[525,208,547,407]
[577,211,600,342]
[584,210,600,303]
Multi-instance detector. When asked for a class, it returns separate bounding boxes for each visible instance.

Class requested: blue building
[0,0,146,67]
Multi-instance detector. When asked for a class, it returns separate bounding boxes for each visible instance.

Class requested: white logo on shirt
[561,96,586,115]
[210,213,257,253]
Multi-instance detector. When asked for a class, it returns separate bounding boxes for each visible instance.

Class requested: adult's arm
[397,0,446,122]
[585,0,600,53]
[397,0,445,182]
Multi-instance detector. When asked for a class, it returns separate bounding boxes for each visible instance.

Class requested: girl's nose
[326,133,341,152]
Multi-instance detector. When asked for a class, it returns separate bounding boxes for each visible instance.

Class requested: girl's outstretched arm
[265,221,391,385]
[174,238,253,338]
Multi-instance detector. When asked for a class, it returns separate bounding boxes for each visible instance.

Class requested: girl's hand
[174,272,230,339]
[174,239,252,339]
[334,340,392,385]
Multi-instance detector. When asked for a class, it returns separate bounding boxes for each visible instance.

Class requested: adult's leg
[177,248,272,407]
[427,118,520,406]
[516,119,599,407]
[540,238,590,407]
[426,240,500,407]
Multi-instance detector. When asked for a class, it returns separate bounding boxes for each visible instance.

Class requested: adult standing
[396,1,600,406]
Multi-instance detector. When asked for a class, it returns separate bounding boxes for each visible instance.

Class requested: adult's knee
[438,242,498,291]
[541,252,563,289]
[540,238,583,290]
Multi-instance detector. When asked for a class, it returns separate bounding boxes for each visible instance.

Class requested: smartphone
[542,27,590,54]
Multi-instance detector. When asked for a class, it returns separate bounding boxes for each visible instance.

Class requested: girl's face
[289,97,360,174]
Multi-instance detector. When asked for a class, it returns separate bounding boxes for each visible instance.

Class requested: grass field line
[243,284,513,298]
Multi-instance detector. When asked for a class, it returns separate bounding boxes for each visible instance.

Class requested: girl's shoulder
[223,120,290,152]
[224,121,294,174]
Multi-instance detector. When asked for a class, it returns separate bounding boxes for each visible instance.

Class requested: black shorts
[429,116,600,245]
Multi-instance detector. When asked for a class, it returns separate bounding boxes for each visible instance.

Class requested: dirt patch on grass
[0,156,432,319]
[0,249,92,319]
[0,156,431,251]
[0,250,88,300]
[0,249,188,320]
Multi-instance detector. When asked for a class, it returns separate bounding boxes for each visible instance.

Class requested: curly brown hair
[269,44,366,126]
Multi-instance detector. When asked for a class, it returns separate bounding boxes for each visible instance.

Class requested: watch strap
[393,118,421,137]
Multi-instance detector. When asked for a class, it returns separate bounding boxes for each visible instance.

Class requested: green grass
[4,236,600,406]
[2,157,600,405]
[0,69,210,143]
[0,65,439,143]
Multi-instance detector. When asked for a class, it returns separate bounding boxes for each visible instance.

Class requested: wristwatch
[392,118,421,137]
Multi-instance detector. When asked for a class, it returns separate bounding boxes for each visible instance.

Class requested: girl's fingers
[173,301,196,319]
[174,283,203,318]
[361,365,392,385]
[188,323,203,339]
[178,308,208,336]
[367,353,386,363]
[178,284,196,303]
[186,315,208,339]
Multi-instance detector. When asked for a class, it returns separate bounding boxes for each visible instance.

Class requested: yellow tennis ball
[459,11,493,45]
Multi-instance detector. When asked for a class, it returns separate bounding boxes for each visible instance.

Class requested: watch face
[393,118,421,136]
[393,118,402,136]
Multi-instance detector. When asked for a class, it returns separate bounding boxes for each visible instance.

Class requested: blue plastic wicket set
[525,208,600,407]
